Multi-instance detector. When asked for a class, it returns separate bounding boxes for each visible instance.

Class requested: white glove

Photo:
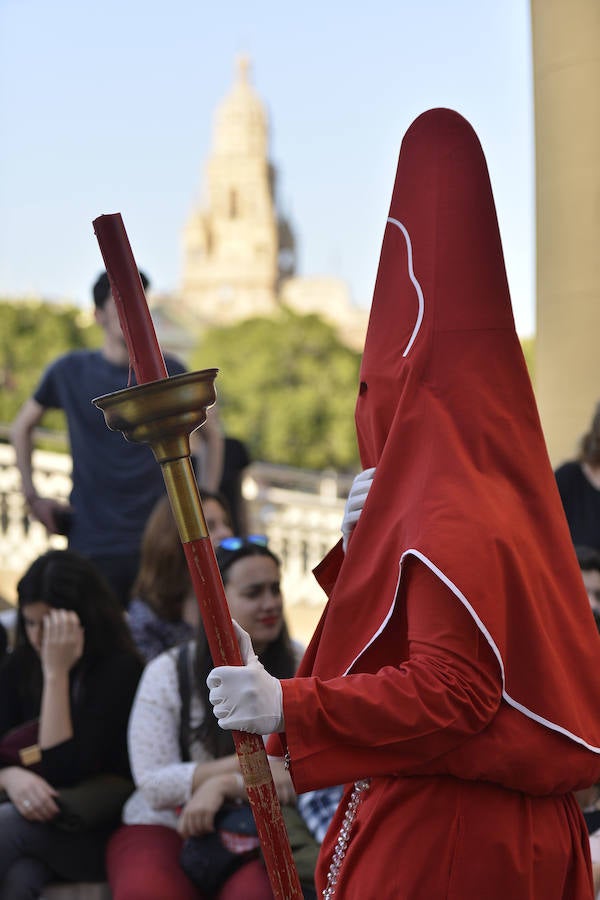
[341,467,376,552]
[207,621,284,734]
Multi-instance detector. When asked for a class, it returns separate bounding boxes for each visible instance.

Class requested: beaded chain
[322,778,371,899]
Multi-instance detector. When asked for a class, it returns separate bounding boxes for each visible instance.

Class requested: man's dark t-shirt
[34,349,186,558]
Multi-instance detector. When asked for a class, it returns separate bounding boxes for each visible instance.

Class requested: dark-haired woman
[127,491,234,661]
[0,549,143,899]
[556,402,600,552]
[106,540,302,900]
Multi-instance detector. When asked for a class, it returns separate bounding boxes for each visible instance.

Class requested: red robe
[280,561,597,898]
[269,109,600,898]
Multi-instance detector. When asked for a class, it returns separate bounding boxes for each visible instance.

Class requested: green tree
[520,335,535,383]
[191,310,361,470]
[0,299,99,437]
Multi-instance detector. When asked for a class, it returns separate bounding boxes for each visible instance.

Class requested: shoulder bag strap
[176,643,192,762]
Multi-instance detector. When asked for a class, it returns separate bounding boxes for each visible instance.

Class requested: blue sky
[0,0,535,335]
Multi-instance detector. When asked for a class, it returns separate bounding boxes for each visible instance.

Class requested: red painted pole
[183,538,301,896]
[92,213,302,899]
[93,215,167,385]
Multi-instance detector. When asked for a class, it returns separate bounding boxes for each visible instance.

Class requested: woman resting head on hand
[0,549,143,899]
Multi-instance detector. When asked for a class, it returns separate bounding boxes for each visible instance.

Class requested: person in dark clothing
[219,437,251,537]
[575,544,600,630]
[0,550,143,899]
[555,402,600,553]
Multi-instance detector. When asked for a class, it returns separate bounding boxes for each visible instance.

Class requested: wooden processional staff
[92,213,302,900]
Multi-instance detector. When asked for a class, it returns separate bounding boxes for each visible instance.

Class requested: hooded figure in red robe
[208,108,600,899]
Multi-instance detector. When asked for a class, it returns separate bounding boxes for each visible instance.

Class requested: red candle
[93,213,168,385]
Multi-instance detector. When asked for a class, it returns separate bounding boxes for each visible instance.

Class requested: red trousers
[106,824,273,900]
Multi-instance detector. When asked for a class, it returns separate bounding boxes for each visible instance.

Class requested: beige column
[531,0,600,466]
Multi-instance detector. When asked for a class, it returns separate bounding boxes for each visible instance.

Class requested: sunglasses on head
[218,535,269,552]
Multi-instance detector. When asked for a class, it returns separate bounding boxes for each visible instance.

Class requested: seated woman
[0,549,143,900]
[555,402,600,552]
[127,491,234,661]
[107,539,302,900]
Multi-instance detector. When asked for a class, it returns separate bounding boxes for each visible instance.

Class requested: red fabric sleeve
[281,558,502,792]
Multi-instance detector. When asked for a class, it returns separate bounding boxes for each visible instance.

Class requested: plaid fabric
[297,786,344,843]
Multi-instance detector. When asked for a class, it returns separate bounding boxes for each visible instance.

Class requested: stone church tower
[181,57,295,325]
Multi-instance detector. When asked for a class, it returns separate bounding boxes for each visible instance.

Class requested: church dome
[213,56,268,157]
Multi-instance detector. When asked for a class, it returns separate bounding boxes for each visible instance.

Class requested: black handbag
[54,774,135,832]
[0,721,134,831]
[179,802,260,893]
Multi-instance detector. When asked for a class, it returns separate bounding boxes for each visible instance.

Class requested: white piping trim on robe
[386,217,424,357]
[343,547,600,754]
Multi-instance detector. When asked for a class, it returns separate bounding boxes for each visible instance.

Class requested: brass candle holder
[94,369,217,541]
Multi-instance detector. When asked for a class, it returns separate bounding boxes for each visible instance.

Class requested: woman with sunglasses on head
[0,549,143,899]
[106,537,302,900]
[127,491,234,662]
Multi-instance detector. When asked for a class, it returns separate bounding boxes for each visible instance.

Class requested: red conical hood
[304,108,600,752]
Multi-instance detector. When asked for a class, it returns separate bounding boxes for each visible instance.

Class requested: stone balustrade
[0,441,354,645]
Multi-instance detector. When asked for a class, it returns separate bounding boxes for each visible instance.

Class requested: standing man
[11,271,223,605]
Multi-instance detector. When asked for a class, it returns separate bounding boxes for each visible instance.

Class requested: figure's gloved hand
[341,467,376,552]
[207,621,284,734]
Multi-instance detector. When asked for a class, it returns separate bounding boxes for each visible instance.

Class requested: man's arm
[10,398,71,533]
[191,403,225,492]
